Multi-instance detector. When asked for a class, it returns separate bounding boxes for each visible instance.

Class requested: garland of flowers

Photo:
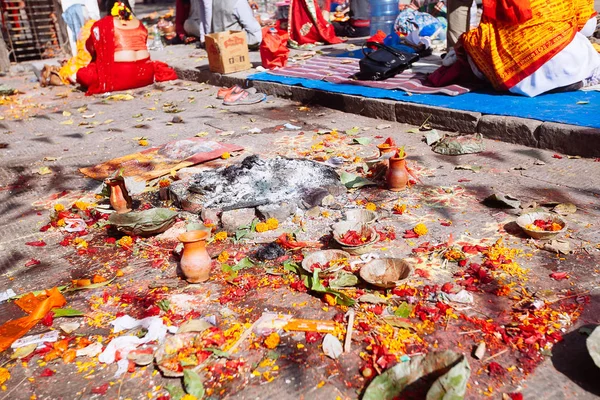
[111,1,132,21]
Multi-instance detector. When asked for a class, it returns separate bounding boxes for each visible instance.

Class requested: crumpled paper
[0,287,66,352]
[98,316,167,366]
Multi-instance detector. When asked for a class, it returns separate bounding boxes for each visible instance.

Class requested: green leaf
[52,308,85,318]
[339,172,375,189]
[363,351,470,400]
[250,218,259,233]
[283,260,300,274]
[157,300,171,312]
[183,369,205,398]
[233,228,249,243]
[11,344,37,360]
[345,127,360,135]
[306,270,355,306]
[383,316,414,330]
[352,137,372,145]
[66,276,116,292]
[394,302,413,318]
[232,257,254,271]
[205,348,230,358]
[165,384,185,400]
[329,271,359,288]
[221,263,238,280]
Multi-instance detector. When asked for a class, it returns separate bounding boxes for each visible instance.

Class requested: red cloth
[482,0,532,24]
[288,0,343,46]
[77,16,177,95]
[427,58,479,87]
[367,30,387,44]
[260,28,290,69]
[114,23,148,51]
[175,0,190,38]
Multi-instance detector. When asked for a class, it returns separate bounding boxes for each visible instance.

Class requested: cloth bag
[260,27,290,69]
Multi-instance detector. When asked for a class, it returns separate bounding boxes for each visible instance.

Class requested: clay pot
[377,144,397,158]
[106,179,132,213]
[178,230,212,283]
[386,156,409,191]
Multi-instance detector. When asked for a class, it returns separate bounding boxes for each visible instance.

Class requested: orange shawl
[463,0,596,90]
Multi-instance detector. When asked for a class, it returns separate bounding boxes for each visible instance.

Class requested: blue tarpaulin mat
[248,72,600,129]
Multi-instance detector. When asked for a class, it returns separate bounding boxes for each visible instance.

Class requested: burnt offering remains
[188,155,342,210]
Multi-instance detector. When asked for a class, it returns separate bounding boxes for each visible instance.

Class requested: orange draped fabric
[59,19,95,84]
[0,288,66,352]
[462,0,596,90]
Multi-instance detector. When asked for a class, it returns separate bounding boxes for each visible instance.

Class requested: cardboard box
[205,31,252,74]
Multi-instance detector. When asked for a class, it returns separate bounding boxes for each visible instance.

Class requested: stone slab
[477,115,542,148]
[395,102,481,133]
[538,122,600,157]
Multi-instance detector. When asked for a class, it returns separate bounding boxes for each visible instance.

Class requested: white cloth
[509,18,600,97]
[60,0,99,19]
[184,0,212,41]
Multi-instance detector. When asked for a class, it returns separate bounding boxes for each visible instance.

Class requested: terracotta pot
[377,144,397,158]
[106,179,132,214]
[377,144,397,169]
[386,157,409,191]
[178,230,212,283]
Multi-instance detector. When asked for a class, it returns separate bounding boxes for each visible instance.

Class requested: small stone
[533,160,546,166]
[168,181,190,208]
[321,194,335,207]
[172,116,183,123]
[257,201,296,221]
[305,206,321,218]
[201,208,221,224]
[221,208,257,233]
[255,242,285,261]
[299,188,329,209]
[473,341,486,359]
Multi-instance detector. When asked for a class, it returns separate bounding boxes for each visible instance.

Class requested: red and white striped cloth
[267,55,469,96]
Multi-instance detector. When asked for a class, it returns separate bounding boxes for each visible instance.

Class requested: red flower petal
[25,240,46,247]
[41,311,54,327]
[39,368,55,377]
[550,271,568,280]
[91,383,109,395]
[25,259,41,267]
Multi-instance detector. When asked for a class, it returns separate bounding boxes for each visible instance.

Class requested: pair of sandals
[217,85,266,105]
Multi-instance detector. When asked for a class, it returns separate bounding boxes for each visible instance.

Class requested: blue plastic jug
[370,0,400,36]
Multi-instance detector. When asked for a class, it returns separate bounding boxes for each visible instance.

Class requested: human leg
[446,0,472,48]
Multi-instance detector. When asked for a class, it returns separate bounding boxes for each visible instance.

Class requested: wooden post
[0,27,10,73]
[52,0,71,56]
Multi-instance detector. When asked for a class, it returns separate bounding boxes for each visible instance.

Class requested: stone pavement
[0,69,599,399]
[149,44,600,158]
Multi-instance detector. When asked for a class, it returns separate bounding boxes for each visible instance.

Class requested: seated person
[184,0,211,44]
[333,0,369,37]
[211,0,262,49]
[458,0,600,96]
[288,0,342,46]
[76,0,177,95]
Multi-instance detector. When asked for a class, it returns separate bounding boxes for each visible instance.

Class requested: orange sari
[462,0,596,90]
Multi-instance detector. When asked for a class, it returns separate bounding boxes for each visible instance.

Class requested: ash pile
[170,155,345,231]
